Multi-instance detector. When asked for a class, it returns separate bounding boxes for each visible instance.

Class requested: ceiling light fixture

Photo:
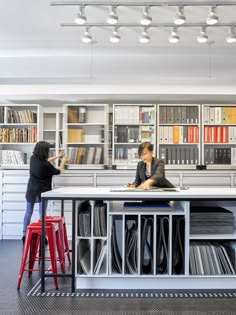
[110,27,120,43]
[139,28,150,43]
[174,6,186,25]
[81,27,92,43]
[140,6,152,26]
[169,27,179,43]
[74,5,86,25]
[206,6,219,25]
[107,6,118,25]
[226,26,236,43]
[197,26,208,43]
[52,1,236,44]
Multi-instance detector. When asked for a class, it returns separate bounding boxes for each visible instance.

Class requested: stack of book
[0,150,27,164]
[190,207,235,234]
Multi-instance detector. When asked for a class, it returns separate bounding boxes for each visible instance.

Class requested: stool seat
[39,216,71,265]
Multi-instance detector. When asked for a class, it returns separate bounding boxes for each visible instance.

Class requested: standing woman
[126,141,174,189]
[22,141,68,242]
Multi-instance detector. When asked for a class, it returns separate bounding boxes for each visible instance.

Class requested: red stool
[17,221,65,290]
[43,216,71,265]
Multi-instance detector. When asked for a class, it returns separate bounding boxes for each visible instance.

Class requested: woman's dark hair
[138,142,153,157]
[33,141,50,160]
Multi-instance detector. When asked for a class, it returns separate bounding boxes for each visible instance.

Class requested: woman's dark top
[26,155,60,203]
[133,157,174,188]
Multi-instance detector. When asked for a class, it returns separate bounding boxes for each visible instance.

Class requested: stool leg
[47,227,59,289]
[55,230,65,273]
[63,223,71,264]
[17,230,32,289]
[58,221,65,265]
[28,233,40,276]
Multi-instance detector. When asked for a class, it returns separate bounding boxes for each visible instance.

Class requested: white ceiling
[0,0,236,89]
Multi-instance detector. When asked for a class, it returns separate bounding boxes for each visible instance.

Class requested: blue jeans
[22,201,48,236]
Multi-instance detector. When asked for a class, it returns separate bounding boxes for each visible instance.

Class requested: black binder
[156,216,169,274]
[77,200,91,237]
[140,216,154,274]
[111,220,122,274]
[172,217,185,274]
[125,221,138,274]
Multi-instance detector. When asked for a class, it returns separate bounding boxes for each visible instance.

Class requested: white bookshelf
[64,104,109,169]
[0,104,41,166]
[202,104,236,169]
[112,104,156,169]
[157,104,201,170]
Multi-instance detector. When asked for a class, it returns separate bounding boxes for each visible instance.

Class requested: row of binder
[77,201,107,237]
[111,216,185,275]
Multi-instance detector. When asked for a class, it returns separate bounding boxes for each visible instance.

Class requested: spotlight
[107,6,118,25]
[140,6,152,26]
[110,27,120,43]
[206,6,219,25]
[197,27,208,43]
[174,6,186,25]
[226,26,236,43]
[82,27,92,43]
[75,5,86,25]
[169,28,179,43]
[139,28,150,43]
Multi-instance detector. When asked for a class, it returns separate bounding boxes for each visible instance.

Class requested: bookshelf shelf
[202,104,236,167]
[64,104,109,169]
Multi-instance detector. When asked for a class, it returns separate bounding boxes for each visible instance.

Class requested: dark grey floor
[1,240,236,315]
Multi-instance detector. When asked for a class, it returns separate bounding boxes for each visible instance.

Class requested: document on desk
[110,187,179,192]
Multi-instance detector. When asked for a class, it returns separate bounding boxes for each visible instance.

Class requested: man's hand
[139,179,153,190]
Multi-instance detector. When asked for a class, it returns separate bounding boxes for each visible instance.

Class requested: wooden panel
[3,175,28,184]
[183,174,231,187]
[53,175,94,187]
[2,224,22,237]
[2,193,25,201]
[3,210,38,223]
[96,174,134,186]
[2,184,27,193]
[2,201,28,210]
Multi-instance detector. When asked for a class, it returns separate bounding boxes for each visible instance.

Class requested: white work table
[40,187,236,292]
[42,186,236,201]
